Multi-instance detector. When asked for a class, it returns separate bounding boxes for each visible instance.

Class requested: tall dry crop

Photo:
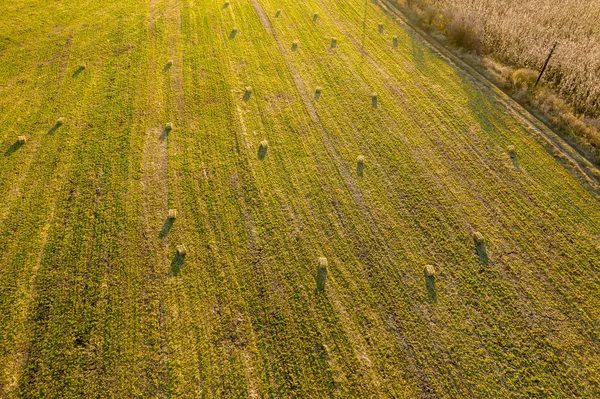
[426,0,600,117]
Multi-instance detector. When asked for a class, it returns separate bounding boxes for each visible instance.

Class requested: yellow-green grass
[0,0,599,397]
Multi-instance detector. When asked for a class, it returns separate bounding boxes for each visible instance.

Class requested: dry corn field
[425,0,600,116]
[1,0,600,397]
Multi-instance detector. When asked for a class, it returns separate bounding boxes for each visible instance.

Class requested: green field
[1,0,600,397]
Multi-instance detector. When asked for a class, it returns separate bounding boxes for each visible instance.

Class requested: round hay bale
[424,264,436,278]
[17,136,27,144]
[177,244,187,256]
[168,209,177,219]
[393,36,398,47]
[165,122,173,131]
[246,86,252,94]
[315,86,322,94]
[378,22,384,33]
[473,231,485,244]
[357,155,365,166]
[56,117,65,126]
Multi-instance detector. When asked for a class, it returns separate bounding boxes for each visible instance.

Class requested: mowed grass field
[1,0,600,397]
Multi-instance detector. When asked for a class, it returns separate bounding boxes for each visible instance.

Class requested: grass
[1,0,599,397]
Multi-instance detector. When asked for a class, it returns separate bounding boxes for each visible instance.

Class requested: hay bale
[315,86,322,94]
[177,244,187,256]
[424,264,436,278]
[260,140,268,150]
[168,209,177,219]
[357,155,365,176]
[56,117,65,126]
[473,231,485,244]
[165,122,173,131]
[17,136,27,144]
[79,64,86,70]
[378,22,384,33]
[331,37,337,48]
[372,92,378,99]
[372,92,378,108]
[167,59,173,67]
[393,36,398,47]
[232,27,238,34]
[246,86,252,94]
[316,257,328,291]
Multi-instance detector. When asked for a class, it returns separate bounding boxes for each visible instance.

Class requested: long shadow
[357,162,365,177]
[475,242,489,265]
[160,127,170,141]
[510,154,520,170]
[159,218,174,238]
[170,253,185,276]
[48,123,61,135]
[425,275,437,302]
[4,141,24,156]
[258,145,268,160]
[72,66,85,78]
[162,62,172,73]
[243,90,251,102]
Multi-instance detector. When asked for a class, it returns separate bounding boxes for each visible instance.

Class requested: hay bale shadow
[159,218,175,238]
[275,9,281,17]
[314,91,321,100]
[357,162,365,177]
[510,154,520,170]
[475,242,489,265]
[222,1,229,9]
[258,145,268,160]
[48,122,62,135]
[292,42,298,52]
[160,126,171,141]
[4,141,24,156]
[372,97,378,108]
[313,13,319,22]
[170,253,185,276]
[162,62,172,73]
[425,275,437,301]
[229,29,238,39]
[72,65,86,78]
[243,91,251,102]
